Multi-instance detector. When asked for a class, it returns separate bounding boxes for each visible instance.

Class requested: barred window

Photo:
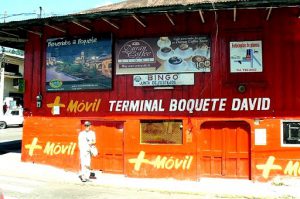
[281,121,300,147]
[140,120,183,144]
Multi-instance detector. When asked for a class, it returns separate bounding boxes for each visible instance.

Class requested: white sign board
[133,73,194,87]
[255,128,267,145]
[53,106,60,115]
[230,40,263,73]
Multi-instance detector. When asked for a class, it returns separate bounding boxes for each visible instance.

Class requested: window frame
[140,119,183,145]
[281,120,300,147]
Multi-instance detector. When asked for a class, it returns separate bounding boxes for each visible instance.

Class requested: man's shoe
[79,175,87,182]
[89,172,96,179]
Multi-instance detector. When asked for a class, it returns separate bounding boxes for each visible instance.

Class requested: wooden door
[197,121,250,179]
[89,121,124,174]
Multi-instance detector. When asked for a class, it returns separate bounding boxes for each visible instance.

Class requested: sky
[0,0,123,22]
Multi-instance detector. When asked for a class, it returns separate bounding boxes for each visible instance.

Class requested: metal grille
[140,120,182,144]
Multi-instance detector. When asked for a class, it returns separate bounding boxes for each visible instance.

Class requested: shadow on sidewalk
[0,140,21,154]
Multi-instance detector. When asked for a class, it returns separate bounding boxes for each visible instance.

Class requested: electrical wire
[0,13,36,19]
[0,12,63,22]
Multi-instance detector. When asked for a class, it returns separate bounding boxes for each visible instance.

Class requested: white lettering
[231,98,240,111]
[108,98,270,112]
[231,98,271,111]
[109,100,165,112]
[109,101,116,112]
[169,99,177,111]
[262,98,270,110]
[219,98,227,111]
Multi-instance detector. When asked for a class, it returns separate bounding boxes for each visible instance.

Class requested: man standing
[78,121,96,182]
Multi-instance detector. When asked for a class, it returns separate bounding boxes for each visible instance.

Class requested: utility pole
[39,6,42,18]
[0,48,5,115]
[2,11,7,23]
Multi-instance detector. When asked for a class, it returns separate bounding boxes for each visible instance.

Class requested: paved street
[1,152,300,199]
[0,174,208,199]
[0,127,22,143]
[0,127,22,155]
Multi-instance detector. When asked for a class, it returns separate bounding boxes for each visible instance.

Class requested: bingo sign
[230,40,263,73]
[133,73,194,87]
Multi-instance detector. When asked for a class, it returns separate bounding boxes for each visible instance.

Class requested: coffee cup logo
[179,43,189,51]
[169,56,183,65]
[161,47,172,53]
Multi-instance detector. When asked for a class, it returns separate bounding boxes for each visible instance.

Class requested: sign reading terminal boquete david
[108,98,270,112]
[47,96,271,114]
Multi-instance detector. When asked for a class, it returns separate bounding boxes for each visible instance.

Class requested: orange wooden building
[1,0,300,182]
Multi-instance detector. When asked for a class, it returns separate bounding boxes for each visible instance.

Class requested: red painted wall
[21,7,300,181]
[23,7,300,118]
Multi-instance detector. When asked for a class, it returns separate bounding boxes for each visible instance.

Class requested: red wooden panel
[90,121,124,174]
[224,126,250,178]
[198,121,250,179]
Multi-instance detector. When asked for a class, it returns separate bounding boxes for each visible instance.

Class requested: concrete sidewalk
[1,152,300,198]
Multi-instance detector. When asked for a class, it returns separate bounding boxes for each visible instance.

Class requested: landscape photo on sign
[46,35,112,91]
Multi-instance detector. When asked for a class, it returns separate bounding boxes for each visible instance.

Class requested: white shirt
[78,129,96,153]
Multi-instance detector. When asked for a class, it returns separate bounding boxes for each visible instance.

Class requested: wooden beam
[165,13,175,26]
[71,21,91,31]
[18,28,42,37]
[0,30,19,38]
[102,18,119,29]
[198,10,205,23]
[27,30,43,37]
[132,14,146,28]
[0,36,27,42]
[45,23,66,33]
[233,7,237,22]
[266,7,272,21]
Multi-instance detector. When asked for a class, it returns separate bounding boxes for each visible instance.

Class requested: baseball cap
[84,121,91,126]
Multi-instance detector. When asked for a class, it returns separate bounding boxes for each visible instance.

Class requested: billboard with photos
[116,35,211,74]
[46,35,112,91]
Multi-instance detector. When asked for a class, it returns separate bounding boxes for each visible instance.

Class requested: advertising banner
[230,40,263,73]
[116,35,211,74]
[133,73,194,86]
[46,35,112,91]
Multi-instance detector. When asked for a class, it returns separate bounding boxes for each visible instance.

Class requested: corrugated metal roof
[79,0,243,14]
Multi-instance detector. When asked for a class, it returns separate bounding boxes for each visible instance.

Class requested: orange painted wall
[22,116,198,180]
[21,116,300,181]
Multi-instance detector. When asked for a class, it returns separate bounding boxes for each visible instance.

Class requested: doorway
[197,121,251,179]
[86,121,124,174]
